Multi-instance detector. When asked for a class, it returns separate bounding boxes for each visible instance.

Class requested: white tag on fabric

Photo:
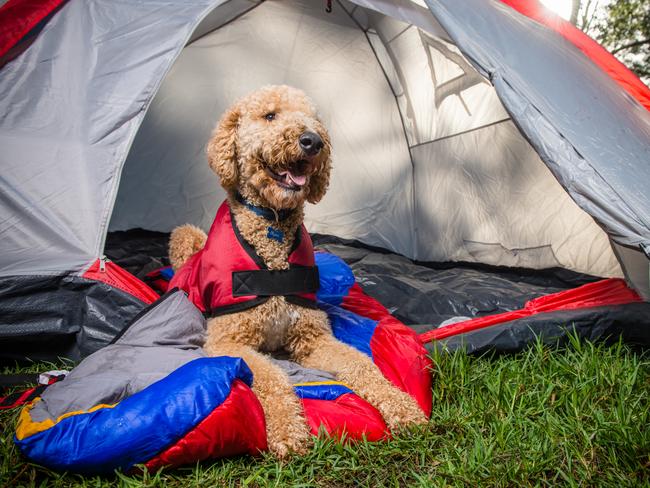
[38,370,69,385]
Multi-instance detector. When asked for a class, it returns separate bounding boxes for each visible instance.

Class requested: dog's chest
[259,297,299,352]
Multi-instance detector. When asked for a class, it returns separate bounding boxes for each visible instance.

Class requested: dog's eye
[264,112,276,121]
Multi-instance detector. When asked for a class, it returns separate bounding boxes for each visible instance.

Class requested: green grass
[2,337,649,487]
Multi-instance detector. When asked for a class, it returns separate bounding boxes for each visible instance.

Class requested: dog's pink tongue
[280,171,306,186]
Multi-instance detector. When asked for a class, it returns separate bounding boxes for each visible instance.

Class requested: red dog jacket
[169,200,320,316]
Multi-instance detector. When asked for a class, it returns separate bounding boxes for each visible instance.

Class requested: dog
[168,85,426,457]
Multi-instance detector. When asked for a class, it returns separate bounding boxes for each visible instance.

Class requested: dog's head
[207,85,331,210]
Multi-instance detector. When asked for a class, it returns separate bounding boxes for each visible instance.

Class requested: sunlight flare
[540,0,573,20]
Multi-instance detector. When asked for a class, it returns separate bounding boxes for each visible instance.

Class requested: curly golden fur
[169,85,426,457]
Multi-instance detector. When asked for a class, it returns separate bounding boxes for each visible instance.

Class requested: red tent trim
[419,278,642,344]
[83,259,159,305]
[0,0,66,59]
[498,0,650,111]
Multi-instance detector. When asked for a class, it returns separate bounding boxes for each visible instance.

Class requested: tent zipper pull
[99,255,110,273]
[325,0,332,13]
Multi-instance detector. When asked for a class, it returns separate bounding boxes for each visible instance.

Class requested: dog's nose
[299,131,324,156]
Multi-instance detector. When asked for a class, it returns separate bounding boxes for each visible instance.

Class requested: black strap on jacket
[232,266,320,297]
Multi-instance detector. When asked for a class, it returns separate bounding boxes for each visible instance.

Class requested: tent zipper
[99,255,111,273]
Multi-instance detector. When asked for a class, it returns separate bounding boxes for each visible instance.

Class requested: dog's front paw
[266,416,313,458]
[378,388,428,433]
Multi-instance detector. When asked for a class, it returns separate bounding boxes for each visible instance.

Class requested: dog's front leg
[204,340,312,457]
[289,309,427,433]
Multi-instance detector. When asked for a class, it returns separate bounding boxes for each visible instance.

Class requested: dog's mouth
[265,161,309,191]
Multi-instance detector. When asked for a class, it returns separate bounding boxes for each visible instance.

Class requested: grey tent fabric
[424,0,650,255]
[0,0,648,298]
[0,0,225,276]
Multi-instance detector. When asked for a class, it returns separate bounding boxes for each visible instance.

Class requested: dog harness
[169,199,320,316]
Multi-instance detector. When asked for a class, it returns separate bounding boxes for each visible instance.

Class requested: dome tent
[0,0,649,363]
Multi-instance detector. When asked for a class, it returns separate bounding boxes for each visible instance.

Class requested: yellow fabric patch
[16,398,116,441]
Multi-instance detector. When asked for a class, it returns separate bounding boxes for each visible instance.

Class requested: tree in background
[571,0,650,85]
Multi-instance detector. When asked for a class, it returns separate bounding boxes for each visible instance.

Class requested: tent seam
[409,117,512,149]
[387,24,412,44]
[338,0,419,258]
[187,0,261,45]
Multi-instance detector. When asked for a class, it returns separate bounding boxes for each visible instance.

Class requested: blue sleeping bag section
[316,252,377,357]
[15,252,384,474]
[314,251,356,306]
[320,301,376,358]
[17,358,253,474]
[293,383,354,401]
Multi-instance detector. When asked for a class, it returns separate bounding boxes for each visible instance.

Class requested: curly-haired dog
[169,85,426,457]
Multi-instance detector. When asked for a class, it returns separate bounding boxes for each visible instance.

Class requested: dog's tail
[168,224,208,270]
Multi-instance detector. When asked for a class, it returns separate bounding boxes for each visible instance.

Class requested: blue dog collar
[235,193,293,222]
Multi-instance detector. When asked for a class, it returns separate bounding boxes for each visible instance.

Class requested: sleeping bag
[15,252,432,474]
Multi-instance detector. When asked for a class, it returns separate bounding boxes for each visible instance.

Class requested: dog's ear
[307,134,332,204]
[207,104,240,190]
